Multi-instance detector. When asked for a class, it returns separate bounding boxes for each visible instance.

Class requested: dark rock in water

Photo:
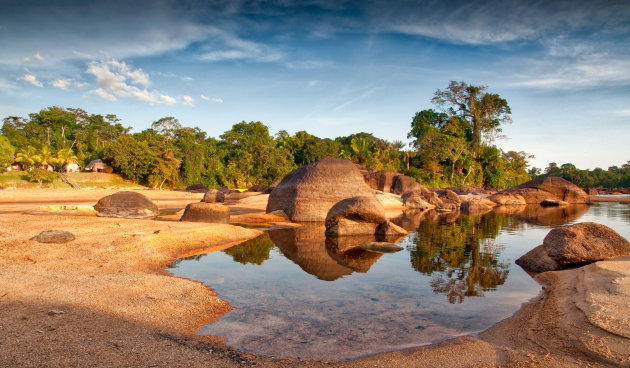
[202,189,225,203]
[31,230,75,244]
[185,184,210,193]
[499,177,589,204]
[375,221,408,237]
[94,191,159,219]
[516,222,630,272]
[362,170,399,193]
[267,157,376,222]
[540,199,568,207]
[180,202,230,223]
[361,242,403,253]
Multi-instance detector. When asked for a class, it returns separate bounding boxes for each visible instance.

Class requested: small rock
[31,230,75,244]
[361,242,403,253]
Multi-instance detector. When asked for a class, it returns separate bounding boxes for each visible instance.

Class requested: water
[168,202,630,360]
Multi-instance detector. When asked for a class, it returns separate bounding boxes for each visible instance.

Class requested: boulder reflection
[408,213,513,304]
[492,204,589,226]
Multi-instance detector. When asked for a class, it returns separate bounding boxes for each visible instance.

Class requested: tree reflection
[223,233,275,265]
[408,213,512,303]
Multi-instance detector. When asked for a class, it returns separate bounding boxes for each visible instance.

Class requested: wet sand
[0,188,628,367]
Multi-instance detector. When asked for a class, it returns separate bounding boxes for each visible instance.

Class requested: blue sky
[1,0,629,170]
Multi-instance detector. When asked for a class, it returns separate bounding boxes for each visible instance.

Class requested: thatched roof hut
[85,159,109,173]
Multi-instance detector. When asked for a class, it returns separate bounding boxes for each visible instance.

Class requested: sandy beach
[0,188,628,367]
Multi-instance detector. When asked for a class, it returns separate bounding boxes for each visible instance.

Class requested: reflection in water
[408,213,512,303]
[493,204,589,226]
[168,203,630,360]
[223,233,275,265]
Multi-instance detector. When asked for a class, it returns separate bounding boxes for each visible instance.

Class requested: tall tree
[432,81,511,157]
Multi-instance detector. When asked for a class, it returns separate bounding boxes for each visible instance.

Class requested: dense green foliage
[5,81,597,190]
[531,162,630,189]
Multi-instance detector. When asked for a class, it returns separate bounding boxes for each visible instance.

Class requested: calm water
[169,202,630,360]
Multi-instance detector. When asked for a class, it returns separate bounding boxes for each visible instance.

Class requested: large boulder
[202,189,225,203]
[459,195,496,215]
[489,192,527,205]
[266,157,377,222]
[516,222,630,272]
[180,203,230,223]
[325,196,408,237]
[501,177,589,204]
[94,191,159,219]
[362,170,399,193]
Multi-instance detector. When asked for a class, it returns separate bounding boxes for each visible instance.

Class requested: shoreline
[0,188,628,367]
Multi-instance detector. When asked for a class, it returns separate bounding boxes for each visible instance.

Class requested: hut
[40,164,55,171]
[85,159,109,173]
[62,162,81,173]
[6,162,23,171]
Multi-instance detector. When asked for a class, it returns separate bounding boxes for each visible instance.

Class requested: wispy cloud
[200,95,223,103]
[199,32,284,62]
[19,74,43,87]
[333,84,382,112]
[182,95,195,106]
[51,77,72,90]
[86,59,175,104]
[23,52,44,63]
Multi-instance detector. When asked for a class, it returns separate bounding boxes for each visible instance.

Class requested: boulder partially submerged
[516,222,630,272]
[266,157,376,221]
[494,177,589,205]
[180,203,230,223]
[94,191,159,219]
[324,196,407,237]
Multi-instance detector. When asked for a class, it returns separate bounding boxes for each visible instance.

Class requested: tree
[52,147,78,172]
[432,81,511,157]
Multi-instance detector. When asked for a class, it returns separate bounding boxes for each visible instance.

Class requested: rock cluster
[492,177,589,205]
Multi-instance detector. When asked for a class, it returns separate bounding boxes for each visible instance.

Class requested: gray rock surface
[31,230,75,244]
[94,191,159,219]
[180,202,230,223]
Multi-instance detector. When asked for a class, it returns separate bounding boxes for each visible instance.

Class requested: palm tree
[16,145,39,170]
[52,147,78,172]
[33,145,56,171]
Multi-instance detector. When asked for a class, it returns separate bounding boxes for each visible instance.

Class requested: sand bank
[0,188,628,367]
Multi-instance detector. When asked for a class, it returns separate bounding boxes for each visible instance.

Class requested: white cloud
[182,95,195,106]
[86,59,177,104]
[200,95,223,103]
[75,81,90,89]
[22,52,44,63]
[199,33,284,63]
[91,88,117,101]
[182,76,194,82]
[308,80,320,87]
[20,74,43,87]
[160,94,177,105]
[51,77,72,90]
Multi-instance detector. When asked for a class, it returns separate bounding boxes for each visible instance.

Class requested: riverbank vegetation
[1,81,626,189]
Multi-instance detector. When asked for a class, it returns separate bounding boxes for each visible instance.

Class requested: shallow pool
[168,202,630,360]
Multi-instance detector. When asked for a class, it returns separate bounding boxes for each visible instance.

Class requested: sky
[1,0,629,170]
